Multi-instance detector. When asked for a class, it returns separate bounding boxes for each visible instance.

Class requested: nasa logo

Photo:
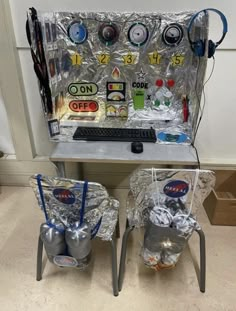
[163,180,189,198]
[53,188,76,204]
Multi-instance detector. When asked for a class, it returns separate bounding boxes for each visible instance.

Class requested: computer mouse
[131,142,143,153]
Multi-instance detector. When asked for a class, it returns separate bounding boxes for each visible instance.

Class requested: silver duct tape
[40,221,66,262]
[142,215,198,268]
[29,175,119,241]
[28,10,208,143]
[127,169,215,227]
[65,222,91,260]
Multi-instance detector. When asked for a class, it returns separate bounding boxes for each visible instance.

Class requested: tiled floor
[0,186,236,311]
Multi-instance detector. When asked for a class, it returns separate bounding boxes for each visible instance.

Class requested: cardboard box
[204,172,236,226]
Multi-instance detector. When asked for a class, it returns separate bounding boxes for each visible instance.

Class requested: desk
[50,142,198,177]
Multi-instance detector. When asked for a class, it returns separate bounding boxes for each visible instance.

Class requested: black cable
[191,55,215,168]
[203,56,215,86]
[191,143,201,169]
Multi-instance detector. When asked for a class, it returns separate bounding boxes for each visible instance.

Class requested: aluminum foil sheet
[127,168,215,269]
[27,10,208,143]
[29,174,119,241]
[128,168,215,227]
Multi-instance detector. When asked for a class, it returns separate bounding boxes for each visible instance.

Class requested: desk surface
[50,142,197,165]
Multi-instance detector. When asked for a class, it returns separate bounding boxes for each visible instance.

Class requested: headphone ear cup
[193,39,205,57]
[208,40,216,58]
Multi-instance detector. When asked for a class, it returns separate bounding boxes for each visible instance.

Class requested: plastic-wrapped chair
[118,168,215,293]
[29,174,120,296]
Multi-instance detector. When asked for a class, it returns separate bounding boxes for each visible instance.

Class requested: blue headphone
[187,8,228,58]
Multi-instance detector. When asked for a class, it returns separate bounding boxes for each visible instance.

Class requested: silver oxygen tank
[65,221,91,267]
[40,220,66,262]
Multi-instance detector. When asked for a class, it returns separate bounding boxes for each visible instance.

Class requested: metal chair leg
[110,238,119,297]
[36,235,43,281]
[118,225,134,291]
[116,217,120,239]
[195,229,206,293]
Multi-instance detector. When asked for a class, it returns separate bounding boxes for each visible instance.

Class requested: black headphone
[187,8,228,58]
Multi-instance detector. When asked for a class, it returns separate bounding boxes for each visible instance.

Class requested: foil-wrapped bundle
[40,220,66,262]
[30,174,119,241]
[127,169,215,270]
[65,221,92,269]
[30,174,119,268]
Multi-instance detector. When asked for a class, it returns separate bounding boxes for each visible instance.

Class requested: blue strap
[36,174,65,233]
[91,216,102,239]
[37,176,101,237]
[47,221,65,233]
[79,180,88,226]
[36,174,49,222]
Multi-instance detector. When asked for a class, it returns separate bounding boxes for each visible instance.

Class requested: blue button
[68,22,88,44]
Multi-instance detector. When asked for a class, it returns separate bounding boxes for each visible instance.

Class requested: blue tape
[36,174,49,222]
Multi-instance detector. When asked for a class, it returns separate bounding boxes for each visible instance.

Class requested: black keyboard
[73,127,157,142]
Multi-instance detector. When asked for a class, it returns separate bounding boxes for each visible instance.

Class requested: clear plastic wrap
[127,168,215,269]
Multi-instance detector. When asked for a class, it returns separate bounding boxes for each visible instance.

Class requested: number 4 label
[148,51,162,65]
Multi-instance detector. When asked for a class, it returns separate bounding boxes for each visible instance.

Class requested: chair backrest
[29,174,119,241]
[127,168,215,228]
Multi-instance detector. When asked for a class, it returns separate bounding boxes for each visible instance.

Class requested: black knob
[98,23,119,46]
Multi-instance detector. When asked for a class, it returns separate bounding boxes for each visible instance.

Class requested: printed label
[163,180,189,198]
[97,53,110,65]
[53,188,76,204]
[106,104,128,117]
[53,256,78,267]
[69,100,99,112]
[68,83,98,96]
[70,53,83,66]
[48,119,60,137]
[171,54,184,66]
[123,51,137,65]
[107,82,126,101]
[148,51,162,65]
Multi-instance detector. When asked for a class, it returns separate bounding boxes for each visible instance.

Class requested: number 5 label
[171,54,185,66]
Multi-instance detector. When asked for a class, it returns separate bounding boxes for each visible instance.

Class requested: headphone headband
[188,8,228,47]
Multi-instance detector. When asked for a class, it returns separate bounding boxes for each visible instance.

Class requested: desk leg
[53,161,66,178]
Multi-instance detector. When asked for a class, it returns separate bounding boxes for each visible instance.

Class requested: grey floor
[0,186,236,311]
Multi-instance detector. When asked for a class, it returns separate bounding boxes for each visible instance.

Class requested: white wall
[8,0,236,164]
[0,89,15,154]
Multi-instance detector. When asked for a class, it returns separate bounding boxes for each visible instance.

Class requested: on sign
[68,82,98,96]
[69,100,99,112]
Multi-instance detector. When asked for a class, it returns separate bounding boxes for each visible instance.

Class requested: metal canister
[40,221,66,261]
[65,222,91,264]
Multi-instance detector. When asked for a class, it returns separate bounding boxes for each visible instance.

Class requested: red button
[167,79,175,88]
[156,79,163,87]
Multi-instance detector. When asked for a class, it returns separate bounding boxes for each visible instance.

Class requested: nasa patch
[163,180,189,198]
[53,188,76,204]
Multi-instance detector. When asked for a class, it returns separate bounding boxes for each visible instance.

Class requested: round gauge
[67,21,88,44]
[128,23,149,46]
[98,23,119,46]
[162,23,184,46]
